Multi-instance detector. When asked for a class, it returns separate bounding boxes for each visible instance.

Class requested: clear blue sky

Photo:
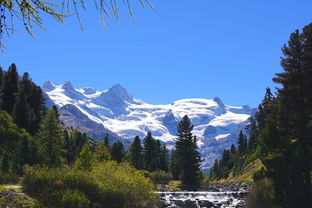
[1,0,312,107]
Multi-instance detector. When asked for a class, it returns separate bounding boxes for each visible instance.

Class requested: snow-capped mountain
[43,81,255,170]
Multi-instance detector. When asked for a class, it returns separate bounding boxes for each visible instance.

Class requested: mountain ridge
[43,81,255,170]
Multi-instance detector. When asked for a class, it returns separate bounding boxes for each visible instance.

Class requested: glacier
[43,81,255,170]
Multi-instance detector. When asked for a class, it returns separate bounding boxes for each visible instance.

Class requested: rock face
[43,81,256,170]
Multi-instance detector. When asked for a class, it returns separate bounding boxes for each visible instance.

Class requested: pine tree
[13,89,30,130]
[159,145,169,172]
[110,142,124,163]
[264,25,312,207]
[173,115,201,185]
[142,132,158,171]
[104,133,110,147]
[36,108,64,167]
[237,131,247,154]
[129,136,143,169]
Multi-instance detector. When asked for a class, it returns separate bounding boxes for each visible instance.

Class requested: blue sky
[1,0,312,107]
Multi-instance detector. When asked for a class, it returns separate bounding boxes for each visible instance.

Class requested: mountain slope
[43,81,255,170]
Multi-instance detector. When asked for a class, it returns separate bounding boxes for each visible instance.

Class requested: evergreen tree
[13,89,30,130]
[63,129,76,165]
[259,25,312,207]
[159,145,169,172]
[129,136,143,169]
[237,131,247,154]
[75,143,94,171]
[142,132,158,171]
[36,108,64,167]
[94,141,111,162]
[173,115,201,185]
[0,73,16,114]
[110,142,124,163]
[104,133,110,147]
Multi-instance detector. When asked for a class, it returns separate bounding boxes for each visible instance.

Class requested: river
[157,191,246,208]
[156,181,251,208]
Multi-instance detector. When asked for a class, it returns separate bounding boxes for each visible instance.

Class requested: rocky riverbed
[157,181,252,208]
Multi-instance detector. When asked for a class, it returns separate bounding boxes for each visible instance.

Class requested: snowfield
[43,81,255,170]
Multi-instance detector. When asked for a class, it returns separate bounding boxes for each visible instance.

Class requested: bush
[59,189,90,208]
[148,171,172,185]
[245,178,276,208]
[21,162,156,208]
[92,161,157,208]
[0,172,19,184]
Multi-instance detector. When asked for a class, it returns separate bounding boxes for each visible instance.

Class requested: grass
[217,159,264,183]
[0,184,23,193]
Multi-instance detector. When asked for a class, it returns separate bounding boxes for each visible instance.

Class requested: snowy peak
[43,80,254,170]
[61,80,75,91]
[106,84,133,103]
[42,81,55,92]
[82,87,97,95]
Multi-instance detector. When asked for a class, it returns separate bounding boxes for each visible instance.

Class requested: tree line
[0,65,201,186]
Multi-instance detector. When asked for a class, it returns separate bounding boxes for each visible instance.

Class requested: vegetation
[210,23,312,208]
[21,162,155,208]
[170,115,201,186]
[0,0,154,49]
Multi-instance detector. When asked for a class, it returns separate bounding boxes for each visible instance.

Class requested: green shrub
[59,189,90,208]
[148,171,172,185]
[92,161,157,208]
[245,178,277,208]
[21,162,157,208]
[0,172,19,184]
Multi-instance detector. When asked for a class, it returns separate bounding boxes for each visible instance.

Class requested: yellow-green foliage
[216,159,264,183]
[147,171,173,185]
[168,180,183,191]
[92,161,156,207]
[21,162,156,208]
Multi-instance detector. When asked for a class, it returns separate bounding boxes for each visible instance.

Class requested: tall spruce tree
[173,115,201,185]
[129,136,143,169]
[110,142,124,163]
[13,89,30,130]
[36,108,64,167]
[265,25,312,208]
[237,131,247,154]
[142,132,158,171]
[104,133,110,147]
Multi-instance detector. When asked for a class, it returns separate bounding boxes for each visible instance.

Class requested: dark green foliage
[159,145,169,172]
[129,136,143,169]
[110,142,124,163]
[13,89,29,130]
[245,178,276,208]
[142,132,158,171]
[259,24,312,208]
[104,133,109,147]
[0,65,18,114]
[172,115,201,185]
[0,172,19,184]
[0,66,46,134]
[63,130,75,165]
[36,108,64,167]
[238,131,247,154]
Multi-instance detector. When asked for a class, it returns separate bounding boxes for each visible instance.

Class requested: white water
[157,191,245,208]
